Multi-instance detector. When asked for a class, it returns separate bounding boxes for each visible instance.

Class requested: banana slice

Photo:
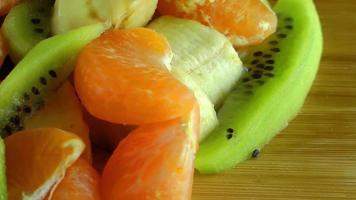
[149,16,243,140]
[148,16,243,106]
[172,67,218,141]
[52,0,157,34]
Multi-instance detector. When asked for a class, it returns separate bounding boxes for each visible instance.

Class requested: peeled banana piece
[52,0,158,34]
[148,16,244,106]
[172,67,218,141]
[149,16,243,140]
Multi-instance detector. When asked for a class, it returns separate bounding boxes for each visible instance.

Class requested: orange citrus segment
[0,32,8,66]
[5,128,84,200]
[157,0,277,47]
[75,28,195,124]
[24,81,92,162]
[0,0,21,16]
[101,118,197,200]
[47,158,101,200]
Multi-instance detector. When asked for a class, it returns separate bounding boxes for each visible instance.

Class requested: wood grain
[192,0,356,199]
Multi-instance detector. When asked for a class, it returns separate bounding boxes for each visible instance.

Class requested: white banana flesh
[52,0,158,34]
[149,16,243,140]
[172,67,218,141]
[148,16,243,106]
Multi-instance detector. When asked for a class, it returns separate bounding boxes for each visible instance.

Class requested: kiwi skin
[195,0,323,174]
[0,24,104,138]
[1,0,52,62]
[0,138,6,200]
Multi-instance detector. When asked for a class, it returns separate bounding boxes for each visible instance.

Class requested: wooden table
[192,1,356,199]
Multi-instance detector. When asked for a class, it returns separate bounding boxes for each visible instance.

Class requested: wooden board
[192,0,356,199]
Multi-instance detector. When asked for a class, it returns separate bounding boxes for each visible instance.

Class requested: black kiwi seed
[31,18,41,24]
[263,54,272,58]
[266,60,275,65]
[264,66,274,71]
[31,87,40,95]
[226,128,235,140]
[285,25,293,30]
[242,78,250,83]
[34,28,44,34]
[256,64,265,69]
[284,17,293,22]
[39,77,47,85]
[252,73,262,79]
[271,47,281,53]
[49,70,57,78]
[23,105,32,113]
[226,133,233,140]
[227,128,234,133]
[269,40,278,46]
[265,73,275,77]
[277,33,287,38]
[253,51,263,57]
[250,59,260,65]
[252,149,260,158]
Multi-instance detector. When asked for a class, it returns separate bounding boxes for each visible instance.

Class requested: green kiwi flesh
[148,16,243,106]
[195,0,323,174]
[0,23,104,138]
[0,138,6,200]
[1,1,52,62]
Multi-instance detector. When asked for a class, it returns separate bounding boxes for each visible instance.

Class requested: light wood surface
[192,1,356,199]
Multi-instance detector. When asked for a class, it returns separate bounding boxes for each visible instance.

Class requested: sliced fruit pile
[0,0,322,199]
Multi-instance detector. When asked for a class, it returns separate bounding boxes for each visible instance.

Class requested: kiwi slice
[0,23,104,138]
[195,0,323,174]
[0,138,6,200]
[1,0,52,62]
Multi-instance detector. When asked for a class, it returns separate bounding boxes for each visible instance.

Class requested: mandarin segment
[47,158,101,200]
[157,0,277,47]
[5,128,84,200]
[101,119,197,200]
[75,28,195,125]
[24,81,92,162]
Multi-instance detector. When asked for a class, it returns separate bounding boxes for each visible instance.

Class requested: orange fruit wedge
[0,0,21,16]
[157,0,277,47]
[0,32,8,66]
[75,28,195,125]
[47,158,101,200]
[5,128,84,200]
[101,106,199,200]
[24,81,92,162]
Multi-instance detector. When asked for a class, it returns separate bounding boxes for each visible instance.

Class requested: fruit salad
[0,0,322,199]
